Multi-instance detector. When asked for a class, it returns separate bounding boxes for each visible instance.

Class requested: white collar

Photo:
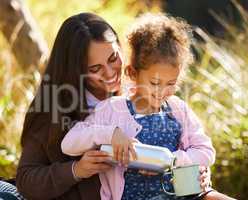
[85,89,100,109]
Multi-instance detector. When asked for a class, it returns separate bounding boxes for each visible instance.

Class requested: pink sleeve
[61,100,117,156]
[170,97,216,167]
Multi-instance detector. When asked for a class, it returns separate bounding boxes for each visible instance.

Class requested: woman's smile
[101,72,121,89]
[102,73,119,84]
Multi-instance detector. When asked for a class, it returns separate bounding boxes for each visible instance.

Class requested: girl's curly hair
[126,13,194,71]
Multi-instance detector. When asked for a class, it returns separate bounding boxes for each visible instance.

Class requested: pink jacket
[61,95,215,200]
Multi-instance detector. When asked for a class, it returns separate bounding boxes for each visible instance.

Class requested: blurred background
[0,0,247,199]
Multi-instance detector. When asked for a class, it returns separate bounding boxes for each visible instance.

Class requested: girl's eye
[150,82,160,86]
[89,66,101,73]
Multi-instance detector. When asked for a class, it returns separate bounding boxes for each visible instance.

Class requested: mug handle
[160,171,175,196]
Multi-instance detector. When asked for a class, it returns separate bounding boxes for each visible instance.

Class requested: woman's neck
[89,90,108,100]
[86,86,118,101]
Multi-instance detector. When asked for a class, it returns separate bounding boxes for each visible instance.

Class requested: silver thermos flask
[100,143,176,172]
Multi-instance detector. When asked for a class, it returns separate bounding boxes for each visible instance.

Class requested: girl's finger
[129,143,137,161]
[113,145,118,161]
[117,146,123,164]
[123,145,129,167]
[132,138,141,143]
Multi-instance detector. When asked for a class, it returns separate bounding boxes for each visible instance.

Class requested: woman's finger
[88,167,111,176]
[199,166,207,174]
[198,171,208,182]
[88,155,112,164]
[90,163,112,171]
[85,150,109,157]
[200,179,208,192]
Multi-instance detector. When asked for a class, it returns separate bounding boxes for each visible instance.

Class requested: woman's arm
[16,113,112,200]
[16,120,77,199]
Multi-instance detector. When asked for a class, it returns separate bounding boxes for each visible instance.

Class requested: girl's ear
[124,65,137,81]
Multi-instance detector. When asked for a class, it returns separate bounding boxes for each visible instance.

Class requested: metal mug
[162,164,202,196]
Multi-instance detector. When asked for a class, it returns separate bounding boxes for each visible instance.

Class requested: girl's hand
[139,170,159,176]
[111,127,138,166]
[198,166,211,192]
[73,150,113,179]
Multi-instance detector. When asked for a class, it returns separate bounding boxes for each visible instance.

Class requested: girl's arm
[61,98,138,166]
[61,100,117,156]
[171,98,216,167]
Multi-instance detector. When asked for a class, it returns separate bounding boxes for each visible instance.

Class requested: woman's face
[85,40,123,99]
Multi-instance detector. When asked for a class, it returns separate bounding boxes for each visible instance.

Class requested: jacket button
[136,128,139,132]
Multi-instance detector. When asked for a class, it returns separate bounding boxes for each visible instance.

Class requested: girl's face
[134,62,180,112]
[86,40,123,100]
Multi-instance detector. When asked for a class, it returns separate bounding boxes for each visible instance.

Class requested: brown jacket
[16,112,101,200]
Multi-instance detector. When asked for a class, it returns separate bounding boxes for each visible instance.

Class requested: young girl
[61,13,215,200]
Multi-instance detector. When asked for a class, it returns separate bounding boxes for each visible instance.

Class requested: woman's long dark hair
[21,13,120,160]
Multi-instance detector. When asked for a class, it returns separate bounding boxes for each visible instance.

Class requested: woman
[15,12,232,200]
[16,13,121,200]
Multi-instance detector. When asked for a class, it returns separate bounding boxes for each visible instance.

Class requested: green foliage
[0,32,40,178]
[181,3,248,198]
[26,0,161,47]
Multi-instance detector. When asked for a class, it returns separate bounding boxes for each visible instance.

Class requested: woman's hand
[111,127,138,166]
[199,166,211,192]
[73,150,112,179]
